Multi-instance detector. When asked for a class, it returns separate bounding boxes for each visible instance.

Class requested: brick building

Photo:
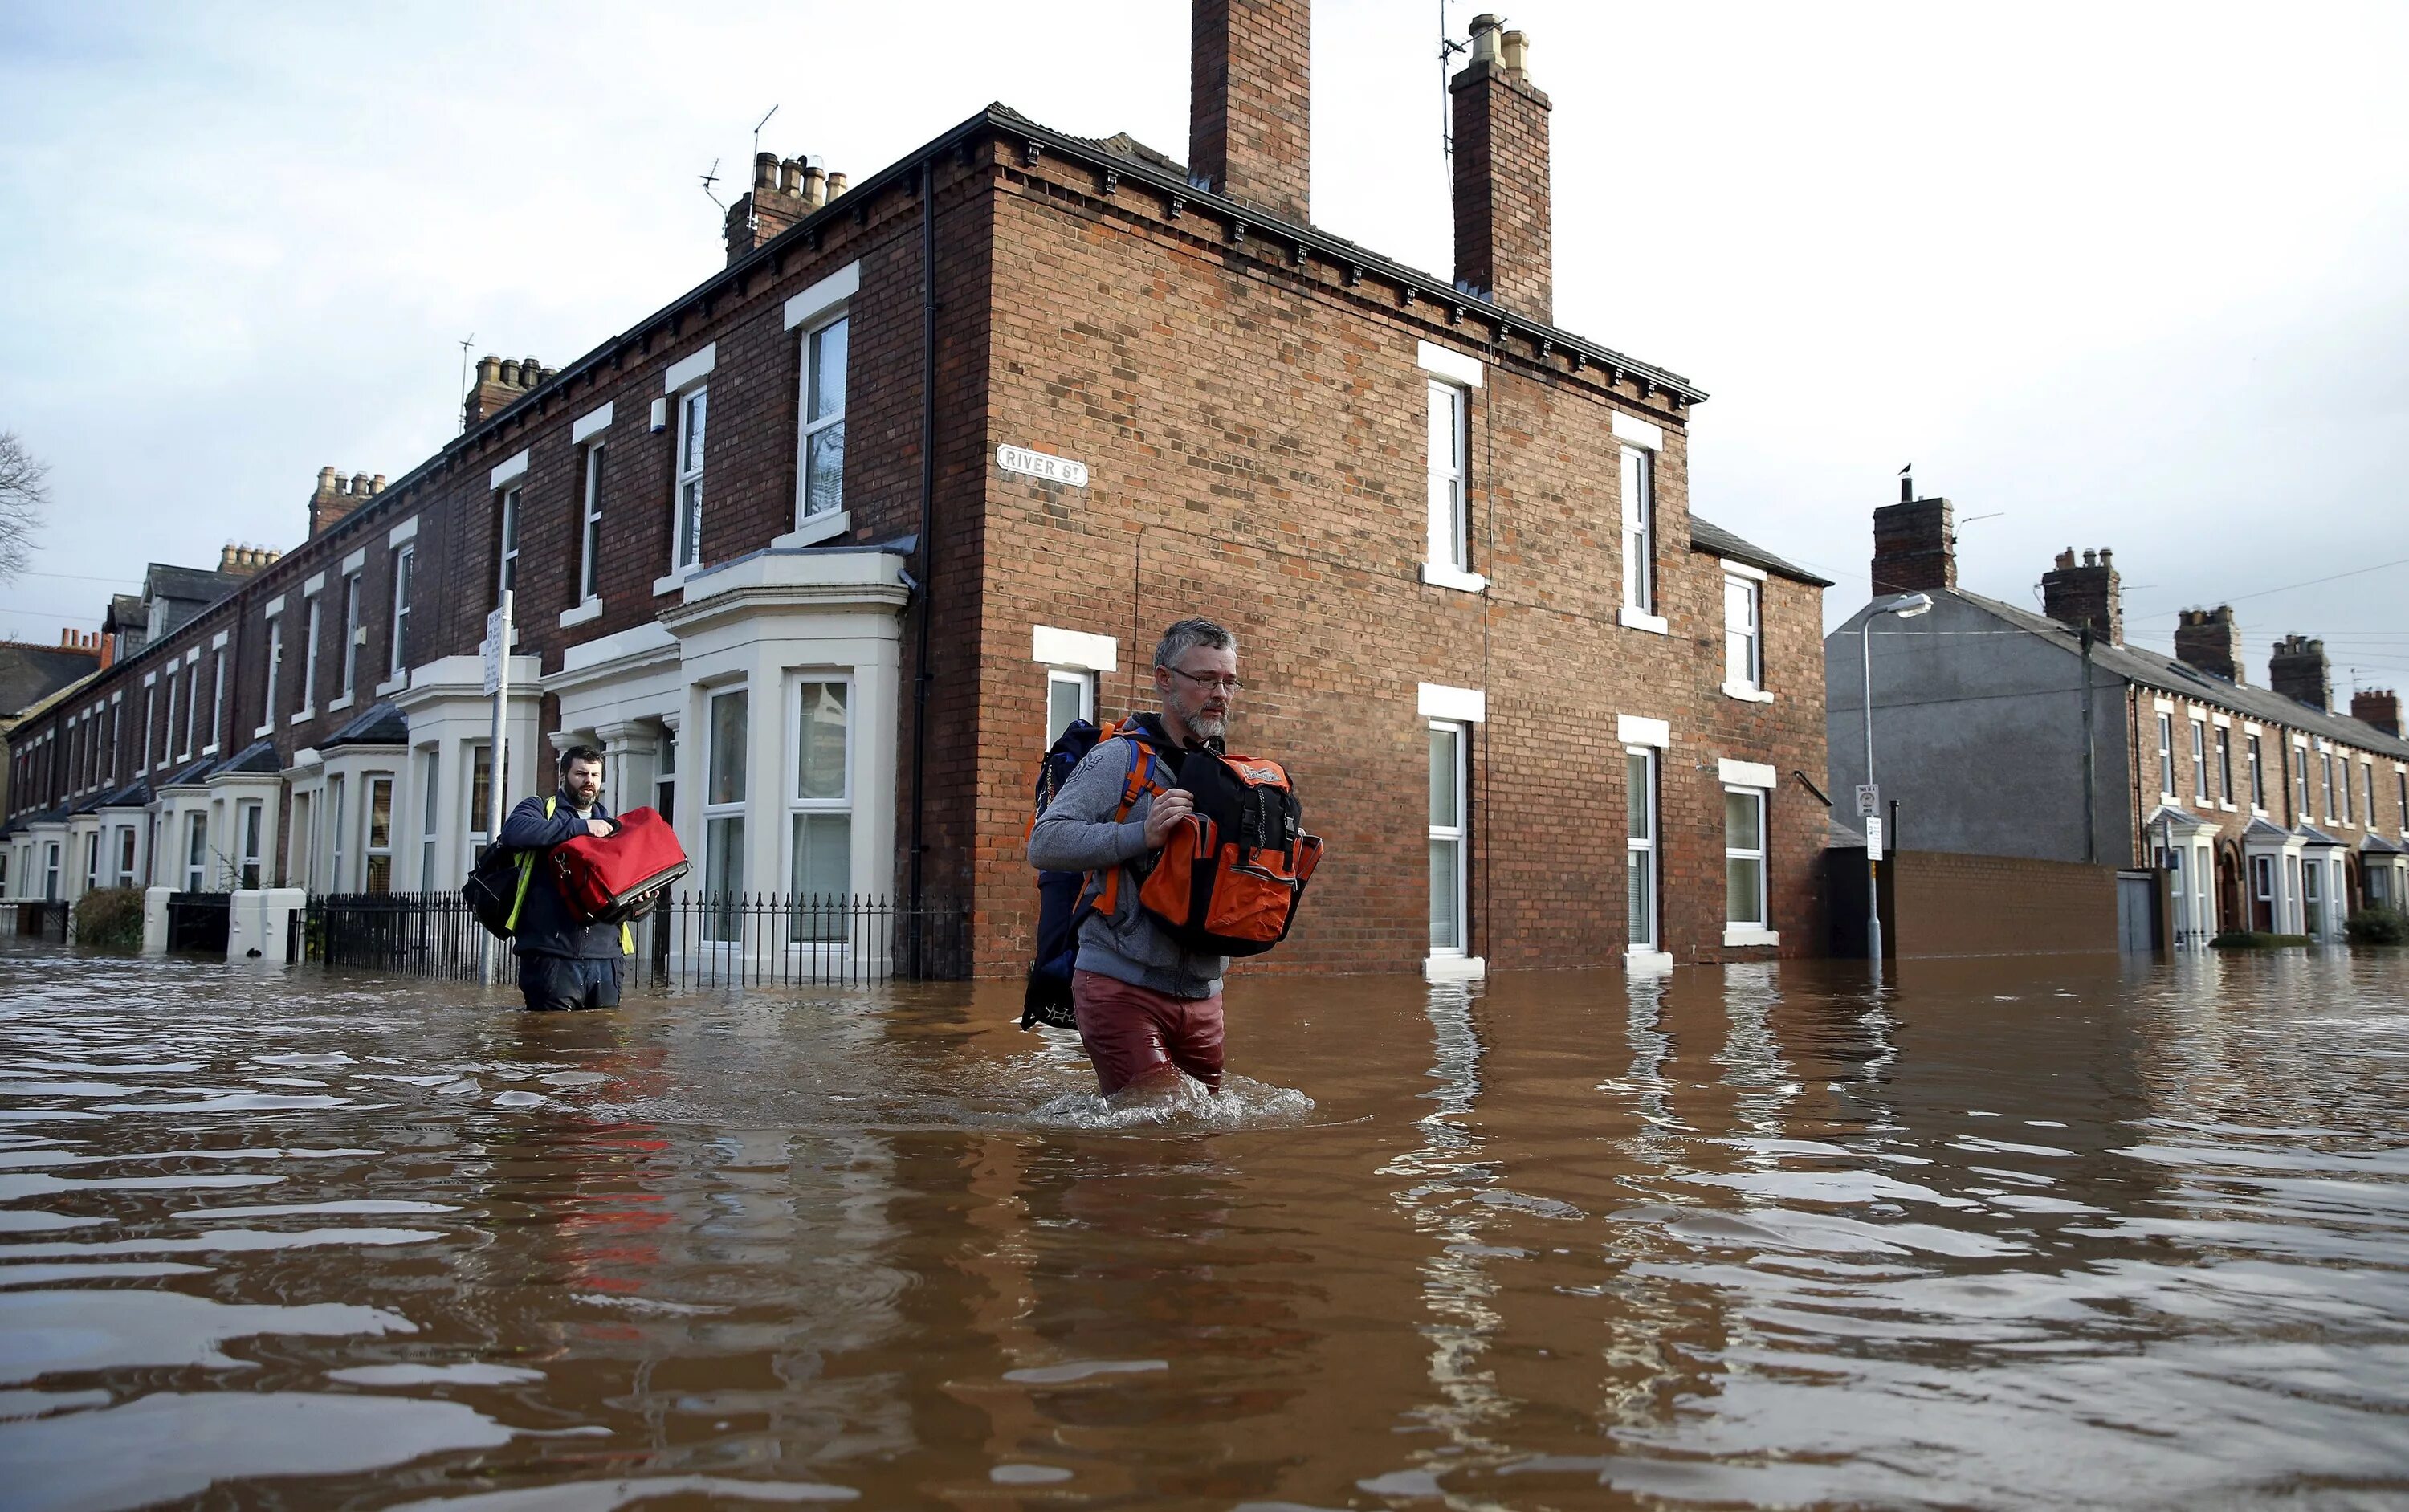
[1830,491,2409,944]
[5,3,1830,975]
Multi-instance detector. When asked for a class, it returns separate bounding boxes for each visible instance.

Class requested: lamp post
[1862,591,1932,971]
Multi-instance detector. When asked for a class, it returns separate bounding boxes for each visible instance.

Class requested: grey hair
[1153,617,1237,670]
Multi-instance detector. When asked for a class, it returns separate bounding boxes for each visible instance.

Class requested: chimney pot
[2173,603,2244,684]
[2042,543,2122,644]
[1451,11,1552,320]
[499,358,520,385]
[350,471,369,495]
[754,151,778,191]
[1499,27,1528,77]
[778,157,801,196]
[318,465,337,492]
[370,474,385,492]
[521,357,540,387]
[824,171,848,199]
[2055,548,2075,570]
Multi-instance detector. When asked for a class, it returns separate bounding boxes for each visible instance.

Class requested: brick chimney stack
[1869,483,1957,597]
[2354,688,2402,738]
[217,542,283,579]
[463,354,555,430]
[2268,634,2332,712]
[2041,546,2122,644]
[724,153,842,265]
[1190,0,1312,226]
[2173,605,2244,684]
[308,467,388,540]
[1450,14,1552,322]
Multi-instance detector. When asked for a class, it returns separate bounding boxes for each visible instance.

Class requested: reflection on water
[0,945,2404,1508]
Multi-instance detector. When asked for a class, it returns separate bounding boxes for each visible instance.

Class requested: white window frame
[362,773,394,894]
[1046,668,1096,744]
[2322,751,2337,822]
[786,674,855,943]
[389,543,415,679]
[181,660,200,761]
[161,673,179,770]
[701,685,748,940]
[116,824,137,889]
[2363,761,2378,833]
[327,773,347,892]
[337,569,362,707]
[2158,713,2176,797]
[259,608,282,737]
[1428,719,1470,958]
[465,741,494,852]
[2215,725,2233,807]
[2295,744,2312,822]
[1723,785,1774,943]
[2247,733,2264,813]
[237,800,263,890]
[141,679,157,772]
[2337,752,2352,826]
[1722,567,1765,699]
[418,748,441,890]
[2190,719,2208,802]
[298,589,322,722]
[496,485,521,598]
[1620,445,1657,626]
[206,650,226,756]
[577,442,605,605]
[1626,744,1661,959]
[796,312,850,528]
[1426,378,1470,576]
[183,810,208,892]
[672,385,709,577]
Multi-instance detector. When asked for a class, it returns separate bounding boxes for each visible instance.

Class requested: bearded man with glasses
[1029,617,1246,1096]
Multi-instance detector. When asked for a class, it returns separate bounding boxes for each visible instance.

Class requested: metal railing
[304,890,970,987]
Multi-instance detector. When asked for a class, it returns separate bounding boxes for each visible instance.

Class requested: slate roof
[0,642,102,720]
[96,778,153,809]
[1951,589,2409,761]
[154,756,218,789]
[100,594,146,634]
[1689,517,1832,588]
[144,563,244,605]
[318,701,408,749]
[210,739,283,776]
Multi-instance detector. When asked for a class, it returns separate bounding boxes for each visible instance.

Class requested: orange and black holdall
[1131,740,1325,958]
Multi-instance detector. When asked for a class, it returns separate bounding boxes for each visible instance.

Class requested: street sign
[997,444,1090,488]
[1856,783,1880,817]
[483,608,508,695]
[1865,815,1885,860]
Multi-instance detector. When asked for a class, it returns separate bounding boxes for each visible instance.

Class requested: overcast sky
[3,1,2404,693]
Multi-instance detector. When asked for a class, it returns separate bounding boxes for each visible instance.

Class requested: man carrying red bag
[499,744,635,1012]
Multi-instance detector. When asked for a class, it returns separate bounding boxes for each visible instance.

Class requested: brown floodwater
[1,942,2405,1510]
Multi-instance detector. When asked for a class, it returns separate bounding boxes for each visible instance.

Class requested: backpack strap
[1089,734,1169,918]
[504,796,633,952]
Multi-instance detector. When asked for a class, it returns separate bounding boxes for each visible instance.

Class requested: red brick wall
[1892,849,2118,957]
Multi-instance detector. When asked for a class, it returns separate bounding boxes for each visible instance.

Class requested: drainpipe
[907,155,942,968]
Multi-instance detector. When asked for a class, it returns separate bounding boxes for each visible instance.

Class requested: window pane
[1429,837,1460,950]
[1626,752,1651,842]
[791,812,851,899]
[1427,381,1458,475]
[368,780,392,847]
[709,691,748,806]
[1428,726,1459,828]
[1627,847,1653,946]
[1726,856,1764,925]
[1725,789,1761,851]
[683,389,707,471]
[805,421,845,516]
[365,855,391,894]
[706,816,745,895]
[1048,676,1086,742]
[809,318,848,422]
[795,682,847,800]
[679,480,703,564]
[468,745,491,838]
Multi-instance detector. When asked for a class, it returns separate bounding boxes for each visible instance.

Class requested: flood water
[2,943,2405,1510]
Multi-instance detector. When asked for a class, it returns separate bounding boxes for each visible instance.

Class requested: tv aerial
[699,157,724,212]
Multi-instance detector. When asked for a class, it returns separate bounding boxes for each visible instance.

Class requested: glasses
[1164,666,1244,694]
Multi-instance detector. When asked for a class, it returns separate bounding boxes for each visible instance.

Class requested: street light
[1862,591,1932,971]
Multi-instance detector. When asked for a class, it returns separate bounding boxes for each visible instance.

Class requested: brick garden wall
[1893,849,2118,957]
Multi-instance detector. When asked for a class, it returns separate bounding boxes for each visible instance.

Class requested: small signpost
[1856,783,1880,817]
[1865,815,1885,862]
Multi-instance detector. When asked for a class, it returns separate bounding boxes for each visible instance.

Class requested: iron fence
[304,890,969,988]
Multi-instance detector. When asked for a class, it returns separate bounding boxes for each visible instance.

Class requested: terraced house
[6,2,1830,976]
[1830,495,2409,947]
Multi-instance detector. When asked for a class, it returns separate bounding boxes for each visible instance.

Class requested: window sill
[1626,948,1674,975]
[327,695,354,715]
[2219,801,2238,813]
[375,675,407,698]
[653,571,694,598]
[1721,682,1775,704]
[558,597,604,630]
[1723,925,1781,948]
[1420,561,1488,594]
[253,724,273,739]
[1422,953,1486,983]
[201,744,218,758]
[290,709,314,726]
[772,509,851,550]
[1619,608,1669,635]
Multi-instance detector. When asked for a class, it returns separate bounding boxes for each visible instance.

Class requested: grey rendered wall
[1826,596,2134,867]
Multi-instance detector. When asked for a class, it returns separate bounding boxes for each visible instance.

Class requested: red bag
[550,807,691,923]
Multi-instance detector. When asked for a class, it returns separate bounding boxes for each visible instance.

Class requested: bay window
[789,679,852,942]
[703,686,747,939]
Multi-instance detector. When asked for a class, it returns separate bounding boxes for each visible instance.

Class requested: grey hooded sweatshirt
[1025,726,1227,999]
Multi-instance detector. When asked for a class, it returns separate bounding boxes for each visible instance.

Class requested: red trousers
[1070,969,1225,1094]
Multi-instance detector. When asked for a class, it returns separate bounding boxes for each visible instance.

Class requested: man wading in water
[1028,618,1240,1094]
[499,745,633,1011]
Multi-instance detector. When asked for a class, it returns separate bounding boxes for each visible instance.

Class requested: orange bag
[1137,748,1323,957]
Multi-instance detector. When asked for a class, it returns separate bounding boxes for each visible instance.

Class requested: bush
[73,886,145,952]
[2346,907,2409,946]
[2210,930,2310,950]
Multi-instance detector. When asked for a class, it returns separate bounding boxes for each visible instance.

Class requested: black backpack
[1022,719,1109,1029]
[463,838,528,940]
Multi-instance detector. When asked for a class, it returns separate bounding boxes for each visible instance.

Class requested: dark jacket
[500,789,625,960]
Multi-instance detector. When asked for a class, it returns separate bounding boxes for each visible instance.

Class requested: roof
[144,563,244,605]
[96,778,153,809]
[155,756,218,789]
[0,642,103,720]
[2364,833,2403,854]
[1950,589,2409,761]
[210,738,282,776]
[1689,517,1832,587]
[319,701,408,750]
[101,595,145,634]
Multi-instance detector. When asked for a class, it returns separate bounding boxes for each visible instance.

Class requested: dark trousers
[517,953,622,1012]
[1070,968,1225,1094]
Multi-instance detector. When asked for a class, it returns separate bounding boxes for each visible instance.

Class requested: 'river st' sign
[997,445,1089,488]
